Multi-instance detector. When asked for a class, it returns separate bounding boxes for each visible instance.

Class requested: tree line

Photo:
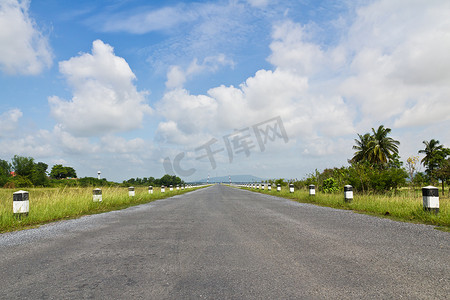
[270,125,450,194]
[0,156,79,188]
[0,155,184,188]
[122,174,184,187]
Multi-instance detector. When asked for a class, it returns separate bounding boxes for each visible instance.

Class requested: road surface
[0,185,448,299]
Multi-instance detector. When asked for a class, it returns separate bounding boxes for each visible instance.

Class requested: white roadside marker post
[344,185,353,202]
[422,186,439,214]
[289,183,294,193]
[93,188,102,202]
[277,184,281,192]
[170,185,173,191]
[268,183,271,191]
[309,184,315,196]
[13,190,29,217]
[161,185,165,193]
[128,186,135,197]
[149,186,153,194]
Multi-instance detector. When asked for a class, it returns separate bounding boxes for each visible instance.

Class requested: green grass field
[242,186,450,230]
[0,186,204,233]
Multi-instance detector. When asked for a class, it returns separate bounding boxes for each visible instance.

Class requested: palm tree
[418,139,444,181]
[351,133,372,163]
[367,125,400,165]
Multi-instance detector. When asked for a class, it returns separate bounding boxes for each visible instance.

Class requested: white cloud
[157,65,353,151]
[268,21,326,76]
[0,108,22,137]
[49,40,152,137]
[100,135,147,154]
[52,125,97,155]
[0,128,54,158]
[165,66,186,90]
[339,0,450,126]
[154,0,450,176]
[166,54,234,89]
[0,0,52,75]
[100,5,198,34]
[156,88,218,144]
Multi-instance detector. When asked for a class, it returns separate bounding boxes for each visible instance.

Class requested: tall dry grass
[244,186,450,229]
[0,186,200,233]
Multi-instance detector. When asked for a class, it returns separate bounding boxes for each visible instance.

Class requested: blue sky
[1,0,449,182]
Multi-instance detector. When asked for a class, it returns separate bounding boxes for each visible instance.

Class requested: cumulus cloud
[340,0,450,127]
[0,128,54,158]
[0,108,22,137]
[155,0,450,170]
[99,135,147,154]
[157,66,353,152]
[156,89,218,145]
[0,0,52,75]
[268,21,326,76]
[49,40,152,137]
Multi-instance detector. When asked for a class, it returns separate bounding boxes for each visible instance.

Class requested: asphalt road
[0,185,449,299]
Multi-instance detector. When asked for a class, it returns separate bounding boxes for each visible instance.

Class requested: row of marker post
[237,183,439,214]
[11,183,204,218]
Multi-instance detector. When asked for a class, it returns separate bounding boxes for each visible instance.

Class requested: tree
[50,164,77,179]
[31,162,49,186]
[412,172,426,187]
[0,159,11,176]
[65,167,77,178]
[12,155,35,178]
[351,133,372,163]
[367,125,400,166]
[0,159,12,187]
[406,156,420,184]
[418,139,447,184]
[158,174,182,186]
[435,158,450,195]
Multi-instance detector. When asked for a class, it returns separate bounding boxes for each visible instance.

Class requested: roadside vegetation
[244,186,449,230]
[0,185,202,233]
[0,156,186,189]
[0,155,202,233]
[247,125,450,230]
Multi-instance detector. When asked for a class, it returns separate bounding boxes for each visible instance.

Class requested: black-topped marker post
[13,190,29,217]
[344,185,353,202]
[93,188,102,202]
[422,186,439,214]
[309,184,315,196]
[128,186,135,197]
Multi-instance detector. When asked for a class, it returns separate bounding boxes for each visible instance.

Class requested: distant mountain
[194,174,265,183]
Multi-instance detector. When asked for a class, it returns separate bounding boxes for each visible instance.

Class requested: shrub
[322,177,339,193]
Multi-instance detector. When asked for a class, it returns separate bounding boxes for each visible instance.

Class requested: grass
[241,186,450,231]
[0,186,205,233]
